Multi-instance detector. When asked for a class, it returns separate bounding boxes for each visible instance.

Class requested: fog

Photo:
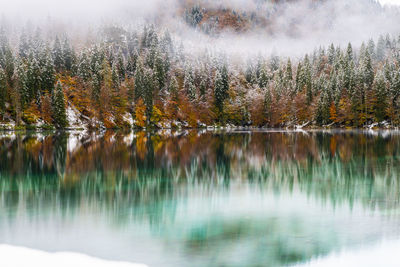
[0,0,399,57]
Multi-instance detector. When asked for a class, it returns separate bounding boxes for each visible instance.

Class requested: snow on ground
[123,113,134,127]
[0,245,147,267]
[35,119,45,127]
[295,239,400,267]
[0,121,16,130]
[66,106,84,129]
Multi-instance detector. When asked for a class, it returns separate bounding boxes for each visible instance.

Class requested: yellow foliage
[22,101,41,125]
[150,105,163,125]
[135,99,146,128]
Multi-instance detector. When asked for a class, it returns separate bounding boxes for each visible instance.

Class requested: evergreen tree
[41,51,55,94]
[144,68,155,124]
[18,30,30,59]
[0,32,15,86]
[154,51,167,92]
[126,52,138,78]
[53,36,64,72]
[52,81,67,128]
[184,66,196,101]
[214,66,229,116]
[169,76,179,114]
[77,51,91,82]
[258,66,269,89]
[26,56,42,103]
[16,59,29,107]
[116,51,125,82]
[134,60,145,101]
[374,72,387,122]
[0,68,6,119]
[328,44,336,65]
[91,62,102,103]
[376,35,386,62]
[62,36,74,72]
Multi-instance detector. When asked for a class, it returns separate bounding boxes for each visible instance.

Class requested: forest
[0,24,399,130]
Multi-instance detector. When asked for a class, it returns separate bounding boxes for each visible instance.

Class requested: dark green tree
[52,81,67,128]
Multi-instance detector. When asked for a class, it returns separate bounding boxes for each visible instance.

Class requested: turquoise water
[0,130,400,266]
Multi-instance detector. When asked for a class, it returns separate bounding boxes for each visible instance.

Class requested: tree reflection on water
[0,130,400,266]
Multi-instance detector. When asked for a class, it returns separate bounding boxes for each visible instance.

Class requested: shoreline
[0,125,399,133]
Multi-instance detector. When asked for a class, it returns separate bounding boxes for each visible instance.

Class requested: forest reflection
[1,130,400,266]
[1,130,400,211]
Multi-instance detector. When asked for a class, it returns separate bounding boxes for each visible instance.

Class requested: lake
[0,129,400,266]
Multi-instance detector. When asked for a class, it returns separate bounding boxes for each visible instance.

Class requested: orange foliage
[178,95,198,127]
[23,101,41,125]
[329,102,338,123]
[249,97,266,127]
[135,98,146,128]
[40,94,53,124]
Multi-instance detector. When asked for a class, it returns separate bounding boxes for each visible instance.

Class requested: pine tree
[134,60,145,102]
[26,56,42,103]
[303,55,313,104]
[154,51,167,92]
[62,36,74,72]
[111,63,120,89]
[376,35,386,62]
[328,44,336,65]
[52,81,67,128]
[91,61,102,103]
[53,36,64,72]
[285,59,293,81]
[18,30,30,59]
[0,32,15,87]
[346,43,354,63]
[367,39,376,60]
[258,66,269,89]
[361,49,374,90]
[0,68,6,119]
[144,68,155,124]
[374,72,387,122]
[126,52,138,78]
[184,66,196,101]
[168,75,179,116]
[77,51,91,82]
[214,66,229,116]
[41,51,55,94]
[116,51,125,82]
[16,59,29,107]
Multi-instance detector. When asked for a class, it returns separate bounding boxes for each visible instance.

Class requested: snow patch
[0,121,16,130]
[66,107,79,126]
[0,245,147,267]
[123,113,134,127]
[295,239,400,267]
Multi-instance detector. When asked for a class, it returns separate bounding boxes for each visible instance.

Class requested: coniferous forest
[0,7,400,130]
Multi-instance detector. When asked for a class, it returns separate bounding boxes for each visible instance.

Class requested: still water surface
[1,130,400,266]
